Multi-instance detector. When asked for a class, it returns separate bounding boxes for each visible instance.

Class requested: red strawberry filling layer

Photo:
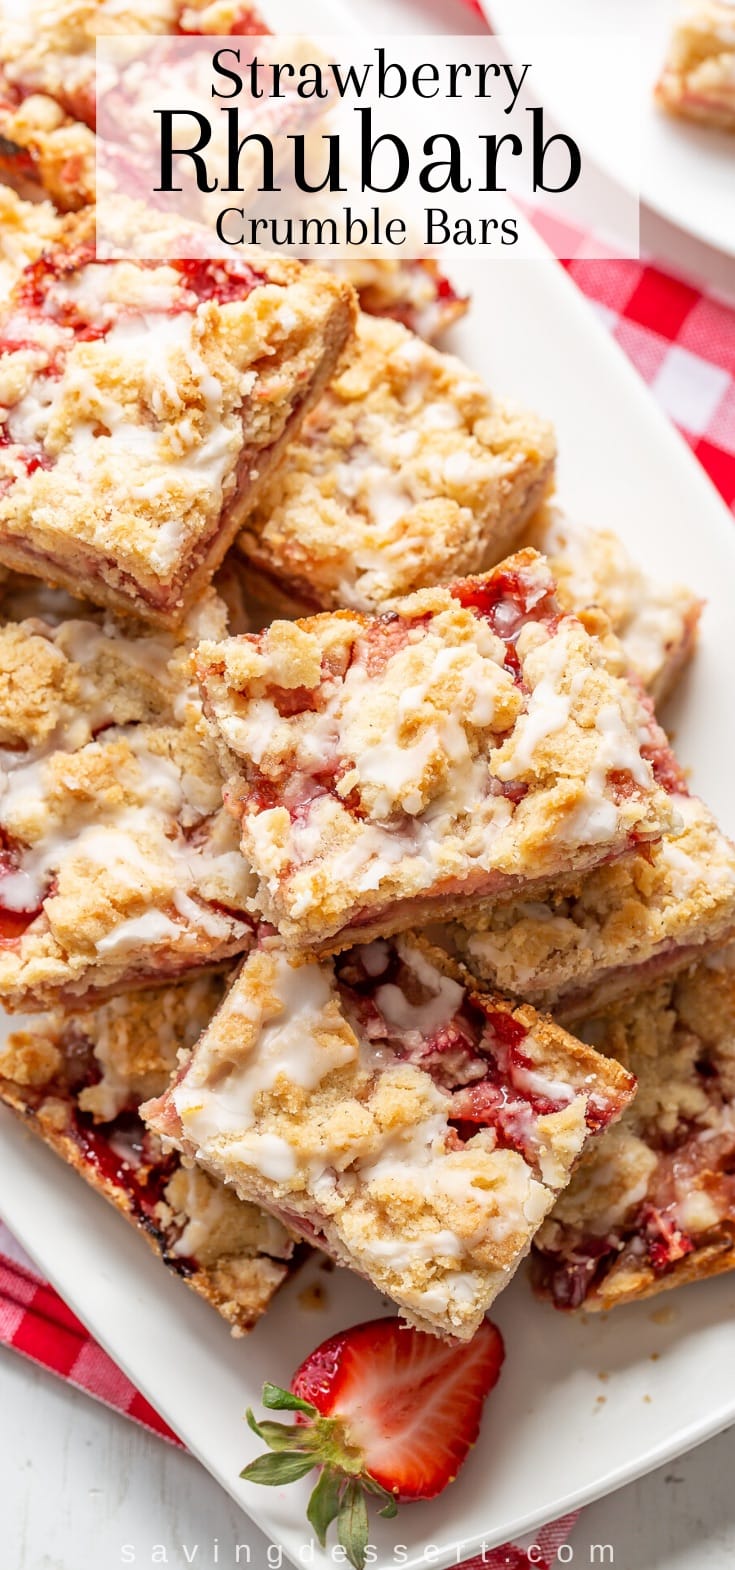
[0,248,271,484]
[334,942,624,1180]
[0,1033,199,1270]
[0,831,45,944]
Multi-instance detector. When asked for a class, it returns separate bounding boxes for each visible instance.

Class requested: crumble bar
[452,794,735,1022]
[533,949,735,1310]
[330,259,469,341]
[196,549,681,954]
[143,931,635,1340]
[0,974,295,1332]
[656,1,735,131]
[0,205,355,624]
[236,314,556,614]
[0,585,257,1011]
[526,506,702,704]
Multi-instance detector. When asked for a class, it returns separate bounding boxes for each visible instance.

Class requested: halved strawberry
[241,1316,504,1569]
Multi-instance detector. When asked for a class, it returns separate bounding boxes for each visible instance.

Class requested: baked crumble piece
[0,206,356,624]
[196,549,681,953]
[0,585,257,1011]
[452,793,735,1021]
[0,79,96,211]
[329,259,469,341]
[143,930,634,1339]
[526,507,702,704]
[237,314,556,614]
[533,948,735,1310]
[656,1,735,130]
[0,974,295,1332]
[0,186,63,297]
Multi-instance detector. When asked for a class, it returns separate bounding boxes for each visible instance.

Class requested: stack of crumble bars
[0,0,734,1343]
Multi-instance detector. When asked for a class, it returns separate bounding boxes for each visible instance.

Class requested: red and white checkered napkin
[0,1218,579,1564]
[559,251,735,515]
[0,1221,179,1444]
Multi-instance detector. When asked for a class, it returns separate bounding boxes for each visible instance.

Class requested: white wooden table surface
[1,1347,734,1570]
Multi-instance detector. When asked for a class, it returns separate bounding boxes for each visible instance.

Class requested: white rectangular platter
[2,1,735,1566]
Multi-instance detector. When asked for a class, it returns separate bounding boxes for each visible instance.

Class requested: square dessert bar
[453,793,735,1021]
[656,1,735,130]
[0,206,356,624]
[0,975,295,1332]
[533,949,735,1311]
[143,931,635,1340]
[526,507,702,704]
[330,259,469,341]
[196,549,681,953]
[0,584,257,1011]
[237,315,556,614]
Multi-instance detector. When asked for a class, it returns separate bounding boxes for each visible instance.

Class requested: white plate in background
[2,0,735,1565]
[484,0,735,258]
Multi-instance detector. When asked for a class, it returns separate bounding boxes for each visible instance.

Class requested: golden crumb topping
[0,209,355,621]
[239,315,555,612]
[455,793,735,1017]
[526,506,701,703]
[197,551,679,950]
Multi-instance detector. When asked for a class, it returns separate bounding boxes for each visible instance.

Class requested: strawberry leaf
[262,1383,317,1415]
[306,1466,343,1547]
[240,1451,317,1486]
[245,1413,318,1452]
[362,1476,399,1519]
[338,1478,370,1570]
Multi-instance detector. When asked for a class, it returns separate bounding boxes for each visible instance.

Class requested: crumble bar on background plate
[0,585,257,1011]
[533,948,735,1311]
[525,506,702,705]
[451,792,735,1022]
[196,549,682,954]
[0,205,355,624]
[236,314,556,614]
[0,975,296,1332]
[656,0,735,131]
[143,930,635,1340]
[329,259,469,342]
